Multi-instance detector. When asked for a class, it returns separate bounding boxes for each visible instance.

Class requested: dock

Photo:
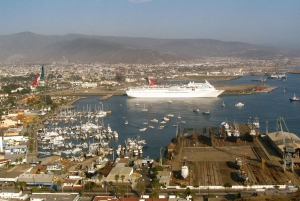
[168,124,300,187]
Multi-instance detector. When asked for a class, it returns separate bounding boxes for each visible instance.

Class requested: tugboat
[290,93,300,101]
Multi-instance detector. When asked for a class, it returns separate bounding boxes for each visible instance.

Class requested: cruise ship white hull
[126,80,224,98]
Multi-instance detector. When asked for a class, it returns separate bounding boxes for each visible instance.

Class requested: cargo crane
[276,116,295,173]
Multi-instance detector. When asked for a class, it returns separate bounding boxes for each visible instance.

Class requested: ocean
[71,70,300,160]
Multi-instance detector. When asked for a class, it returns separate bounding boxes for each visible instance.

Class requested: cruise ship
[126,78,224,98]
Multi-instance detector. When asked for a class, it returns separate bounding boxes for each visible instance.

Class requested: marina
[27,73,300,190]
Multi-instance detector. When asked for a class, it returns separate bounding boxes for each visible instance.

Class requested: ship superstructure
[126,78,224,98]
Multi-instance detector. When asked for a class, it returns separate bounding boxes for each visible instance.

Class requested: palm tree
[119,186,126,198]
[121,175,125,183]
[174,191,179,198]
[13,182,20,191]
[114,186,120,198]
[183,187,191,199]
[20,181,27,191]
[115,173,120,183]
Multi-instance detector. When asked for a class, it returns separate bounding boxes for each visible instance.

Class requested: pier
[98,95,113,101]
[255,86,278,93]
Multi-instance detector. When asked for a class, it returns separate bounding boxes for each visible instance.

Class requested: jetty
[255,86,278,93]
[98,95,113,101]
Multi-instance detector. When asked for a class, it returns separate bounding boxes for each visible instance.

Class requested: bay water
[72,71,300,159]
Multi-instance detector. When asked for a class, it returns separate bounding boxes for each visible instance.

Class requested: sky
[0,0,300,47]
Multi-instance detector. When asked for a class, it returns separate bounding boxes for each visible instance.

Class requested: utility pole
[160,147,162,166]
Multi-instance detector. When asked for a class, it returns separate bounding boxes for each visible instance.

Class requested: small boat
[125,120,128,125]
[167,100,172,103]
[135,101,139,106]
[235,102,244,107]
[178,112,181,119]
[149,126,155,129]
[222,101,225,107]
[193,108,200,113]
[139,128,147,132]
[202,110,210,115]
[151,119,159,123]
[162,117,170,121]
[290,93,300,101]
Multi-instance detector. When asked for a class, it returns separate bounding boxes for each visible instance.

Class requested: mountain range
[0,32,299,63]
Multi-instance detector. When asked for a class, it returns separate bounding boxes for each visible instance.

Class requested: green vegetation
[84,181,97,190]
[29,139,34,153]
[31,187,43,193]
[224,182,233,188]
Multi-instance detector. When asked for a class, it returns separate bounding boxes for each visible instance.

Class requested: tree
[14,182,20,191]
[115,73,125,82]
[44,95,53,105]
[56,180,62,192]
[150,192,159,198]
[174,191,179,198]
[115,174,120,183]
[223,182,232,188]
[119,186,126,198]
[20,181,27,191]
[114,186,120,198]
[139,185,146,197]
[121,175,125,183]
[183,187,191,198]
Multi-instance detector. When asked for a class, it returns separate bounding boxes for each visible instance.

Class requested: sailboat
[178,112,181,119]
[135,101,139,106]
[222,101,225,107]
[142,103,148,111]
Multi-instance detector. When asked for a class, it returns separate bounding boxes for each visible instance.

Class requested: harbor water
[68,71,300,160]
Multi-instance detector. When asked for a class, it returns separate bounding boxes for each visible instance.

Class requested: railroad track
[251,146,270,161]
[247,163,268,185]
[197,161,222,186]
[266,162,286,185]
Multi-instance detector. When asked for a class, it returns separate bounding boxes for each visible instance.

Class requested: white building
[0,189,29,200]
[82,82,97,88]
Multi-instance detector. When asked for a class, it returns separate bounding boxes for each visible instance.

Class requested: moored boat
[235,102,244,107]
[202,110,210,115]
[126,78,225,98]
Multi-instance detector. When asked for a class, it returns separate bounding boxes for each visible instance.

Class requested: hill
[0,32,299,63]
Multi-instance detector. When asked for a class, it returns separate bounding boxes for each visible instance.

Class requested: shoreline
[49,75,274,99]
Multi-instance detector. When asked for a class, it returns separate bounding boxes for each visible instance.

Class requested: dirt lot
[167,134,300,188]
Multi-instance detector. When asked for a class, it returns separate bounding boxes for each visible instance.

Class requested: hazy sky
[1,0,300,46]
